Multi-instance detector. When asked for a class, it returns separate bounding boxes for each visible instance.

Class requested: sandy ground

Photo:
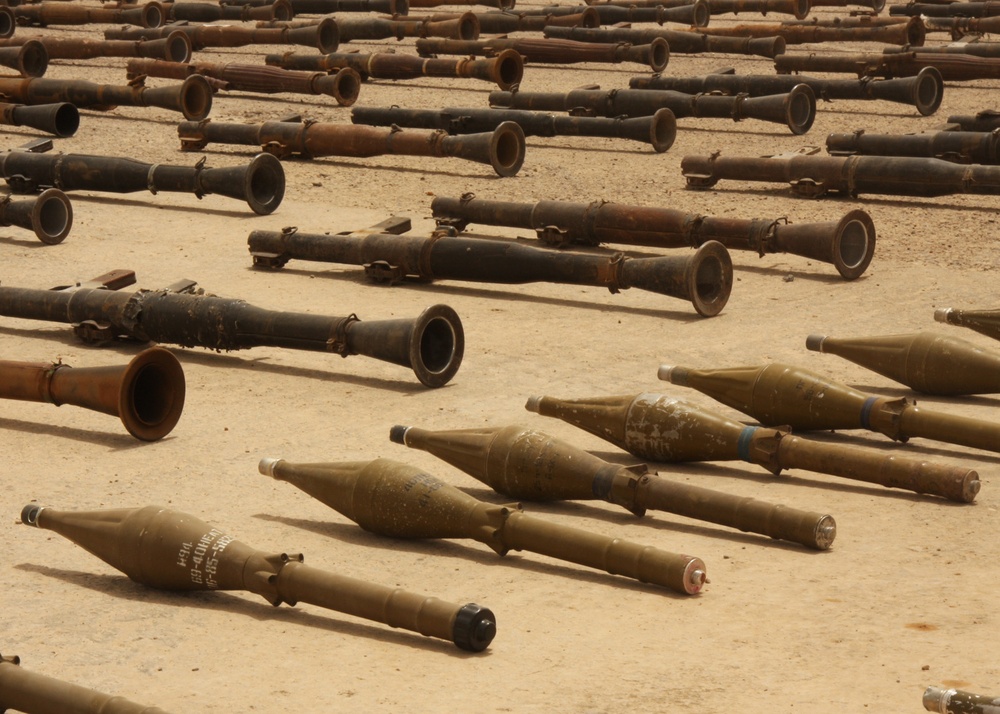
[2,6,1000,713]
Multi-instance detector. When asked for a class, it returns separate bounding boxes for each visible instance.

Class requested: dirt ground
[2,6,999,713]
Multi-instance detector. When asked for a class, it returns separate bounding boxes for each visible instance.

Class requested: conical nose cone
[809,331,1000,395]
[658,364,764,416]
[526,394,633,450]
[391,425,500,483]
[260,458,363,523]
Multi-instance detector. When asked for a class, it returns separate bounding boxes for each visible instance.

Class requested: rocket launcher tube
[825,129,1000,163]
[0,74,212,121]
[350,106,677,152]
[0,285,465,388]
[429,196,874,280]
[391,424,835,550]
[0,32,194,63]
[105,20,341,54]
[774,51,1000,81]
[20,504,495,652]
[488,84,816,135]
[683,17,924,46]
[935,307,1000,342]
[525,393,980,503]
[0,149,282,215]
[630,67,943,117]
[659,362,1000,455]
[680,152,1000,197]
[260,457,708,594]
[11,1,164,28]
[178,119,526,177]
[0,653,173,714]
[414,37,670,72]
[126,59,362,107]
[805,331,1000,395]
[264,49,524,90]
[542,25,787,59]
[0,40,48,78]
[246,227,732,316]
[0,188,72,244]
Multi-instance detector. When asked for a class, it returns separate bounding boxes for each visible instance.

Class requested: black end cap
[20,504,41,526]
[452,603,496,652]
[388,425,409,445]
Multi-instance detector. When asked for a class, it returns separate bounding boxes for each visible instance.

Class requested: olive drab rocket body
[936,307,1000,342]
[924,686,1000,714]
[19,504,496,651]
[659,362,1000,455]
[526,393,980,502]
[806,331,1000,395]
[259,457,708,594]
[389,424,836,550]
[0,653,173,714]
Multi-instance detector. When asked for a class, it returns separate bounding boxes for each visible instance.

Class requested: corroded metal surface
[0,654,173,714]
[389,424,836,550]
[177,118,526,175]
[0,74,212,119]
[807,332,1000,395]
[105,19,340,53]
[261,456,710,592]
[0,347,184,441]
[11,1,163,27]
[0,30,193,62]
[429,195,874,279]
[126,58,361,105]
[543,24,786,57]
[20,504,495,651]
[266,48,523,89]
[775,49,1000,79]
[0,101,78,138]
[351,105,676,152]
[525,393,981,502]
[890,0,1000,15]
[165,0,291,23]
[489,84,816,134]
[0,187,72,243]
[693,16,921,44]
[0,39,47,77]
[658,362,1000,455]
[630,67,943,116]
[935,307,1000,342]
[0,283,464,388]
[681,151,1000,197]
[415,36,670,71]
[246,222,732,316]
[0,149,283,214]
[825,128,998,162]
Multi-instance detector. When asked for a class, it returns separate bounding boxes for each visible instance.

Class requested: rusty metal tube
[0,347,184,441]
[806,331,1000,395]
[0,101,78,137]
[327,12,481,40]
[947,110,1000,131]
[126,58,362,106]
[0,150,284,215]
[290,0,406,13]
[0,188,72,244]
[489,84,816,134]
[415,36,670,71]
[526,393,980,503]
[0,7,13,39]
[658,362,1000,455]
[165,0,293,22]
[265,48,523,89]
[0,32,193,63]
[105,19,340,54]
[0,74,213,120]
[695,16,923,45]
[825,129,1000,163]
[246,225,733,316]
[544,25,786,57]
[935,307,1000,343]
[890,1,1000,15]
[0,40,48,77]
[260,457,709,594]
[630,67,944,116]
[925,15,1000,36]
[350,106,677,152]
[408,8,601,33]
[390,425,836,550]
[0,285,464,388]
[11,1,164,27]
[681,152,1000,197]
[0,654,172,714]
[20,504,495,651]
[177,118,526,176]
[527,2,708,26]
[705,0,810,16]
[774,50,1000,80]
[429,196,874,279]
[409,0,509,9]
